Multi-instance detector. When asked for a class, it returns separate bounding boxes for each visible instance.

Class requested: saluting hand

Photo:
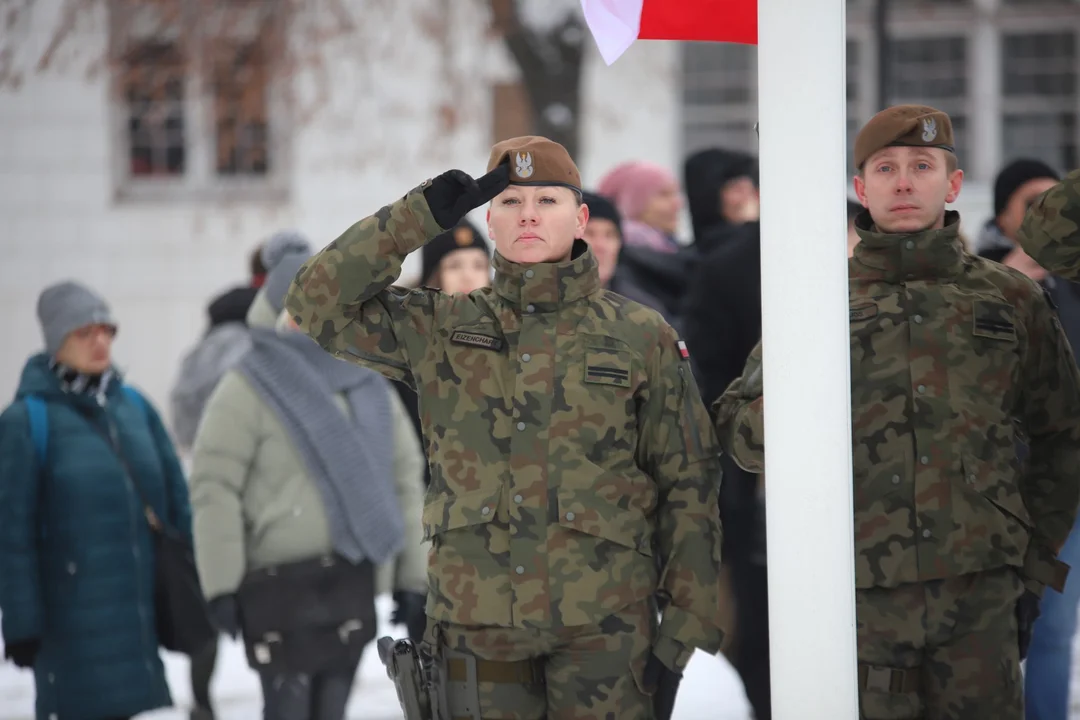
[423,163,511,230]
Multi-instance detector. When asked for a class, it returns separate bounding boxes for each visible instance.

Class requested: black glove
[209,594,241,639]
[422,165,511,230]
[643,652,683,720]
[392,590,428,644]
[1017,589,1042,660]
[4,638,40,669]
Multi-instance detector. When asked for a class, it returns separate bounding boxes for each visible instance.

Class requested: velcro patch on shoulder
[850,303,878,322]
[450,330,504,351]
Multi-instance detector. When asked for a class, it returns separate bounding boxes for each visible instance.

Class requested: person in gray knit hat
[1,281,193,720]
[36,280,118,373]
[261,230,313,314]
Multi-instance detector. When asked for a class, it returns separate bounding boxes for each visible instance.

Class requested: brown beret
[487,135,581,191]
[854,104,956,170]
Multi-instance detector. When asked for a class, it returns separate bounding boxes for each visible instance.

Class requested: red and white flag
[581,0,757,65]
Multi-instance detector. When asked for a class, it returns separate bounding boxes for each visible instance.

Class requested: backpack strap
[121,385,148,418]
[23,396,48,469]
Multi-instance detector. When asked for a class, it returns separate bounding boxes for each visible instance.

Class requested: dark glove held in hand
[4,638,40,669]
[422,165,511,230]
[392,590,428,643]
[1017,589,1042,660]
[643,652,683,720]
[209,594,241,639]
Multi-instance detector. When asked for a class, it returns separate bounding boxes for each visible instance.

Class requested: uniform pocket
[961,453,1031,529]
[584,345,632,388]
[421,486,502,543]
[556,490,653,556]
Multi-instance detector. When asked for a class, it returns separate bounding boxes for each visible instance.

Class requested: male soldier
[1019,168,1080,281]
[285,136,724,719]
[715,105,1080,719]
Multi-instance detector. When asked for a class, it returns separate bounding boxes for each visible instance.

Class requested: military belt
[858,664,920,694]
[446,656,541,685]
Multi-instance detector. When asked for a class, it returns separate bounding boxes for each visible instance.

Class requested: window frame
[106,0,291,204]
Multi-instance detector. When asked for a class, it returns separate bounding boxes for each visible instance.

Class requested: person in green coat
[0,281,190,720]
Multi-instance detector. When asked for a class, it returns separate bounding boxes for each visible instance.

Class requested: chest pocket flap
[584,335,632,388]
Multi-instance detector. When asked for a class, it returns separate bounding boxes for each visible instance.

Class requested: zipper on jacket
[677,366,706,459]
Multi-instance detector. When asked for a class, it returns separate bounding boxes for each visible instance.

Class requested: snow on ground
[0,596,752,719]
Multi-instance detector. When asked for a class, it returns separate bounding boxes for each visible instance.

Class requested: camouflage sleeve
[1017,288,1080,593]
[1018,169,1080,281]
[638,326,725,671]
[284,186,447,386]
[711,341,765,473]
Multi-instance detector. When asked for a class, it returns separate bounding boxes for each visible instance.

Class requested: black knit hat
[421,220,490,285]
[581,191,622,238]
[994,159,1060,218]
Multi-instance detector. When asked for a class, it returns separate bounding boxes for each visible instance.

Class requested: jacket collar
[492,239,601,311]
[851,210,965,283]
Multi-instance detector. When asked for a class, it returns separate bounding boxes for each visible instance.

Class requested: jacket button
[920,456,930,465]
[892,475,900,485]
[913,315,923,324]
[565,512,576,522]
[917,385,926,394]
[525,270,535,279]
[514,494,523,504]
[481,506,491,516]
[521,353,531,362]
[526,304,535,313]
[922,529,931,538]
[906,241,915,250]
[968,473,977,484]
[517,422,526,431]
[516,566,525,575]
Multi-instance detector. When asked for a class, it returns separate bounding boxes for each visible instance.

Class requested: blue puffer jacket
[0,354,193,720]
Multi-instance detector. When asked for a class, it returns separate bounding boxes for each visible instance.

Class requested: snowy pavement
[0,596,753,719]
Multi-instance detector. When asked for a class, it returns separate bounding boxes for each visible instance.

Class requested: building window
[109,0,286,201]
[124,41,186,177]
[1001,31,1077,172]
[681,41,757,156]
[212,40,271,176]
[887,36,969,162]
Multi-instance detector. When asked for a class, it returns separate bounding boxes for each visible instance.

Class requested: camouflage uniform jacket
[1019,168,1080,281]
[284,186,724,666]
[715,211,1080,593]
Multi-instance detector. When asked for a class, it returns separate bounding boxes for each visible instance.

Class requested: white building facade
[3,0,1078,426]
[0,0,680,417]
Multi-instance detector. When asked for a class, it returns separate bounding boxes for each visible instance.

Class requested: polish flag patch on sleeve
[678,340,690,360]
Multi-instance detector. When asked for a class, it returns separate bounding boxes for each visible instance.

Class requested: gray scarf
[238,328,405,565]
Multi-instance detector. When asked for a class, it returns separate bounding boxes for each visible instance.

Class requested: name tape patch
[450,331,504,351]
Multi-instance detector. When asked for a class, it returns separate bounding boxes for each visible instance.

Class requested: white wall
[0,2,678,429]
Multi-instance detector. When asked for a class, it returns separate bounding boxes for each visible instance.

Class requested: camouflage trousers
[857,567,1024,720]
[426,600,654,720]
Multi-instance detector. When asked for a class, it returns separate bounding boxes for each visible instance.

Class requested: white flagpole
[756,0,860,717]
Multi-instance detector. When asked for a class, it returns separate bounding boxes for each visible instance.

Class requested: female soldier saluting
[285,136,723,719]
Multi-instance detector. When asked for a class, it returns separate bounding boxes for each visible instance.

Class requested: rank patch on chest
[586,364,630,386]
[850,303,878,322]
[972,301,1017,342]
[450,330,504,351]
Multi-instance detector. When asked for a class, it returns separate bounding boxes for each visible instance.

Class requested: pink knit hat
[596,161,680,221]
